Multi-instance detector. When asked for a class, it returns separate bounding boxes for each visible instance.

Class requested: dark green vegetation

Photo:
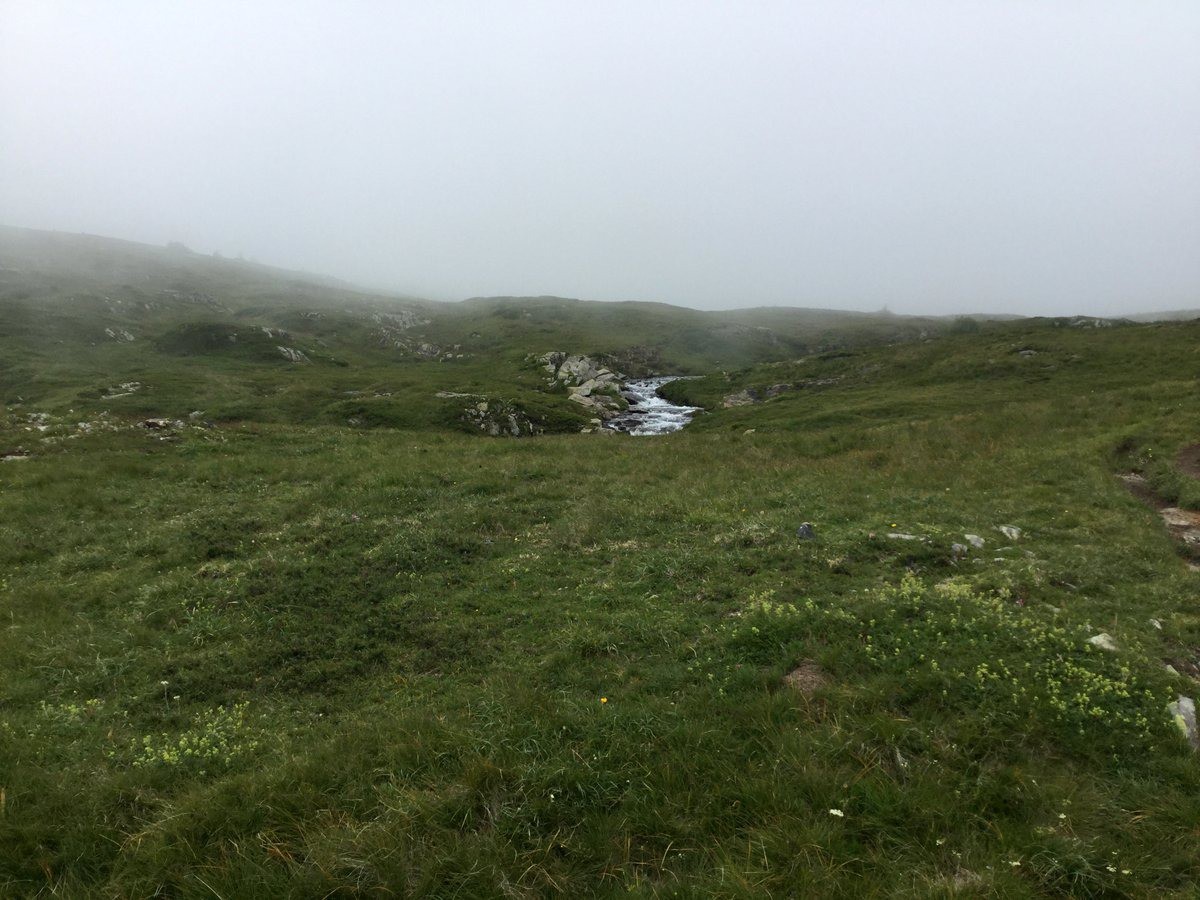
[2,228,1199,896]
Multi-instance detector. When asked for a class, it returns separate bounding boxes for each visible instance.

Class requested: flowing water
[605,377,701,435]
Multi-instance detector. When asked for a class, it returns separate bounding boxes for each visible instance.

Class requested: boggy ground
[3,319,1200,897]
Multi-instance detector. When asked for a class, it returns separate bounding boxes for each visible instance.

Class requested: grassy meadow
[2,230,1200,897]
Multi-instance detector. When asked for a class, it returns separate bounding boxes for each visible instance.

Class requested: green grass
[2,229,1200,896]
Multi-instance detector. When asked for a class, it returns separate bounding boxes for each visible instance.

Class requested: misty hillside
[1,226,988,430]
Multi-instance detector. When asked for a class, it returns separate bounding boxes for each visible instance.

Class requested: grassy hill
[1,227,979,432]
[2,227,1199,896]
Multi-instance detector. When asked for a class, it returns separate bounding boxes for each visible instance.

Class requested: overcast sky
[2,2,1198,315]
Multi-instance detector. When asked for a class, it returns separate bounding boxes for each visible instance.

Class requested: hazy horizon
[2,2,1198,316]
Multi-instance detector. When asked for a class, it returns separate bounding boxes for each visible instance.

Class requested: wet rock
[795,523,816,540]
[1168,696,1199,750]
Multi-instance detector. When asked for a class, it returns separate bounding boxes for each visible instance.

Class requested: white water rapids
[605,376,701,436]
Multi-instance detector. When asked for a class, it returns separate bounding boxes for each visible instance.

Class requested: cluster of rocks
[370,312,464,360]
[373,333,465,360]
[277,346,311,363]
[101,381,142,400]
[722,378,839,408]
[2,410,218,452]
[537,352,626,421]
[371,309,429,331]
[462,398,541,437]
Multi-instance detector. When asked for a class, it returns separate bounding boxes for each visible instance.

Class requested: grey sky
[2,2,1198,315]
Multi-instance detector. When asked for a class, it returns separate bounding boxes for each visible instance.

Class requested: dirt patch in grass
[1120,472,1200,565]
[782,660,828,696]
[1118,472,1165,509]
[1178,443,1200,479]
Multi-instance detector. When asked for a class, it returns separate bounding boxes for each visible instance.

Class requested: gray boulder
[1168,696,1199,750]
[1087,633,1118,652]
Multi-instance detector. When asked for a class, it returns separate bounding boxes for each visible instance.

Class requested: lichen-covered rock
[463,399,541,437]
[722,389,760,407]
[277,346,310,363]
[1168,695,1198,750]
[537,351,626,421]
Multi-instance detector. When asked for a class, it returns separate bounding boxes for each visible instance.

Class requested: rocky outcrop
[721,378,839,408]
[101,381,142,399]
[277,346,310,363]
[464,399,541,437]
[370,312,463,360]
[537,352,626,420]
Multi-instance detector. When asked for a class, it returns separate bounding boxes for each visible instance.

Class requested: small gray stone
[997,525,1022,541]
[964,534,985,549]
[796,522,816,540]
[951,543,968,558]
